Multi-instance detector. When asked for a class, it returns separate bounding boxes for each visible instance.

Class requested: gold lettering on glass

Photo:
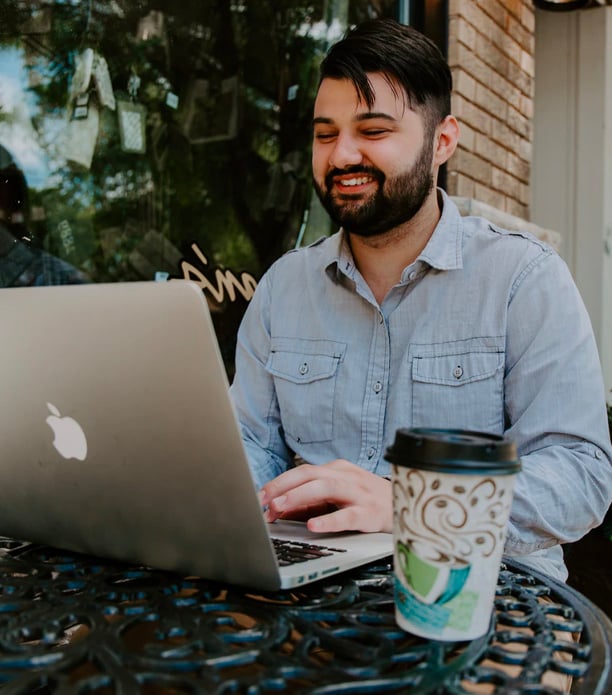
[180,243,258,305]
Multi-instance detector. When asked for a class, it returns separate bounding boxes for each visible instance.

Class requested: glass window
[0,0,400,373]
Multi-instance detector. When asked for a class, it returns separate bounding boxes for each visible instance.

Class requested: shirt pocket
[411,344,504,434]
[266,337,346,445]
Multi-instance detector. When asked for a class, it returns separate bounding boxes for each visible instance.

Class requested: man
[229,18,612,581]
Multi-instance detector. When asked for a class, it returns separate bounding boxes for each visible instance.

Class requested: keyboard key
[271,538,347,566]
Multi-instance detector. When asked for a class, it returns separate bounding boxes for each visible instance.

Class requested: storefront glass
[0,0,401,371]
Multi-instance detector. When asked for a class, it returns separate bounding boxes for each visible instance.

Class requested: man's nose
[329,134,363,169]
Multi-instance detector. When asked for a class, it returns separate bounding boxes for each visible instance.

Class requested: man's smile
[336,175,374,187]
[327,170,380,197]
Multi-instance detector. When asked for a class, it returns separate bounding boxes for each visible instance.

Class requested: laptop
[0,280,392,589]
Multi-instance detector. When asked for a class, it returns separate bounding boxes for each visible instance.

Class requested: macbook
[0,280,392,589]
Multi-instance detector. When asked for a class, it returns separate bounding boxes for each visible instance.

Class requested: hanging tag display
[165,92,179,109]
[181,76,238,144]
[72,93,90,120]
[71,48,94,98]
[92,53,116,111]
[62,101,100,170]
[117,99,147,154]
[136,10,167,43]
[127,73,141,100]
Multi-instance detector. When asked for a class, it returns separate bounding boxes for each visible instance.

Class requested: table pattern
[0,538,609,694]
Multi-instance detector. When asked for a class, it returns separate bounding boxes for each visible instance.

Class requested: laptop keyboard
[271,537,348,566]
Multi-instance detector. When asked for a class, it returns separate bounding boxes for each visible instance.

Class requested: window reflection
[0,0,399,372]
[0,144,88,286]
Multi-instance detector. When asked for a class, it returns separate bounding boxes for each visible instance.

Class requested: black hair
[319,18,452,126]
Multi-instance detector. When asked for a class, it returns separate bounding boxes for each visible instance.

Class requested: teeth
[341,176,371,186]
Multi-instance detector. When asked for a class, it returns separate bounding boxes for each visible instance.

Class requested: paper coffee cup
[385,428,521,641]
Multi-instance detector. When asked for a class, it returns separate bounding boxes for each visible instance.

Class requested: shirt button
[373,381,382,393]
[408,271,417,281]
[595,449,603,460]
[453,365,463,379]
[299,362,309,375]
[367,447,376,459]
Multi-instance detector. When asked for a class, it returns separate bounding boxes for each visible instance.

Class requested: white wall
[532,6,612,399]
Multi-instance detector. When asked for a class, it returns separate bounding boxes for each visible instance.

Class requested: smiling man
[229,18,612,581]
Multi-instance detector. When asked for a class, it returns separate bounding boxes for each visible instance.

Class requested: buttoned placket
[359,306,390,470]
[354,264,428,471]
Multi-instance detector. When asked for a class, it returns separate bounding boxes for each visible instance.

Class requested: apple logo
[46,403,88,461]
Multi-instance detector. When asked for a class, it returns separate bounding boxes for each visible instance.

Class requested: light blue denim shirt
[230,190,612,581]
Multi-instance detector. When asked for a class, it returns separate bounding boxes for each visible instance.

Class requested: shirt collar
[324,188,464,283]
[323,231,357,283]
[418,188,464,271]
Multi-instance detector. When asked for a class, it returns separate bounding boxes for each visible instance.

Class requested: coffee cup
[385,428,521,641]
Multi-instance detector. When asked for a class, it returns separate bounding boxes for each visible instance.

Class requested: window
[0,0,402,372]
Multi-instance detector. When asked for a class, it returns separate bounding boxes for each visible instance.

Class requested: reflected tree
[0,0,398,372]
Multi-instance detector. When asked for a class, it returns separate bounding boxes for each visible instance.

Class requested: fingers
[263,476,340,523]
[260,462,351,523]
[268,501,338,523]
[306,505,387,534]
[259,460,351,507]
[258,460,393,533]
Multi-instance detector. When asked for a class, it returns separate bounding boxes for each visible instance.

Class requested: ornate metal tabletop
[0,537,609,694]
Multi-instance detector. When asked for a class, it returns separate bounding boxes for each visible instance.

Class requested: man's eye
[363,129,388,137]
[315,132,336,141]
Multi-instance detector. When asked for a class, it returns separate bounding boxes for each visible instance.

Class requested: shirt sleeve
[502,248,612,556]
[229,269,293,489]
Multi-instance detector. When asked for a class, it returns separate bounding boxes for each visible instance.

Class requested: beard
[313,137,435,238]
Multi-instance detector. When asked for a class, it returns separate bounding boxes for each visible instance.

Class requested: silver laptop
[0,280,392,589]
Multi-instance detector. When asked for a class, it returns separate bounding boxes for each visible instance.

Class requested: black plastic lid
[384,428,521,475]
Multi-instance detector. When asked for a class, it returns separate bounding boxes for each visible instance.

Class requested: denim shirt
[230,190,612,581]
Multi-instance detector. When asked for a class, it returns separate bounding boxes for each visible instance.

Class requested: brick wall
[446,0,535,220]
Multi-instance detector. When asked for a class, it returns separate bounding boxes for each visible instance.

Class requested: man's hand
[258,459,392,533]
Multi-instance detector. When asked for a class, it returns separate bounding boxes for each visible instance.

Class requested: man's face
[312,73,436,237]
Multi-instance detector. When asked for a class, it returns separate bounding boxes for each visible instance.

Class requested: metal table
[0,537,609,694]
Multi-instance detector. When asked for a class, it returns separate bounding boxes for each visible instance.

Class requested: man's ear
[433,115,459,166]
